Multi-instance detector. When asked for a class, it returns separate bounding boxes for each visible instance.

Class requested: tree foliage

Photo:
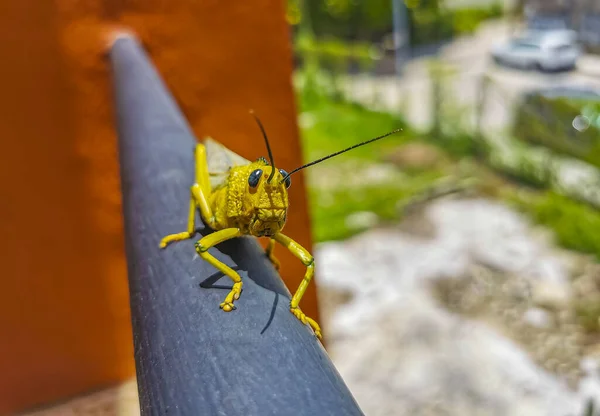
[287,0,500,45]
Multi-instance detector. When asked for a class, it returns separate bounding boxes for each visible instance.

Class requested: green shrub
[452,4,504,35]
[408,8,454,45]
[513,94,600,167]
[294,34,380,70]
[408,2,503,45]
[294,35,382,102]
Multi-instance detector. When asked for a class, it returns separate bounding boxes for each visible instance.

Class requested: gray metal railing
[109,35,363,416]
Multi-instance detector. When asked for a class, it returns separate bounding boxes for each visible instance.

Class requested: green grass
[308,184,408,242]
[298,97,412,163]
[508,190,600,259]
[308,169,444,242]
[296,91,445,242]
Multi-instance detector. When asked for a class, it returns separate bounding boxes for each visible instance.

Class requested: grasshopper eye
[248,169,263,188]
[279,169,291,188]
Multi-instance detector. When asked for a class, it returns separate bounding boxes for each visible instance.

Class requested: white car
[491,30,582,72]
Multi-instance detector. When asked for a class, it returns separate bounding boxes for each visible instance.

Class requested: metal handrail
[109,35,363,416]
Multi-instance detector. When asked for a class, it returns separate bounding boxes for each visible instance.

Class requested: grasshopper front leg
[160,143,217,248]
[273,232,322,339]
[195,228,243,312]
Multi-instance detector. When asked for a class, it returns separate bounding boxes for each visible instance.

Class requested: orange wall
[0,1,316,414]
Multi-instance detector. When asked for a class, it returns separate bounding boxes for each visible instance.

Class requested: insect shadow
[199,266,242,290]
[193,225,289,336]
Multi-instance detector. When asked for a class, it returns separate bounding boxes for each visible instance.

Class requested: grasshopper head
[245,162,291,237]
[246,110,401,237]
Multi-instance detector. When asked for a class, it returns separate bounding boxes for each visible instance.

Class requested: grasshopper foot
[219,301,236,312]
[159,232,194,248]
[290,306,322,340]
[219,282,243,312]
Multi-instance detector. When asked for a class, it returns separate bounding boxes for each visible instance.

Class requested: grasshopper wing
[203,137,251,189]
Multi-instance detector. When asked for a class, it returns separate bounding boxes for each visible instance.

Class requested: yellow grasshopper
[159,112,401,339]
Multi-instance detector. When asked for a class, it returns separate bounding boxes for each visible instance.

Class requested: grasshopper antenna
[281,128,402,184]
[249,110,277,183]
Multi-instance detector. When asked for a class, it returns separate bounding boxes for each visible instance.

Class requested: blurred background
[3,0,600,415]
[291,0,600,415]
